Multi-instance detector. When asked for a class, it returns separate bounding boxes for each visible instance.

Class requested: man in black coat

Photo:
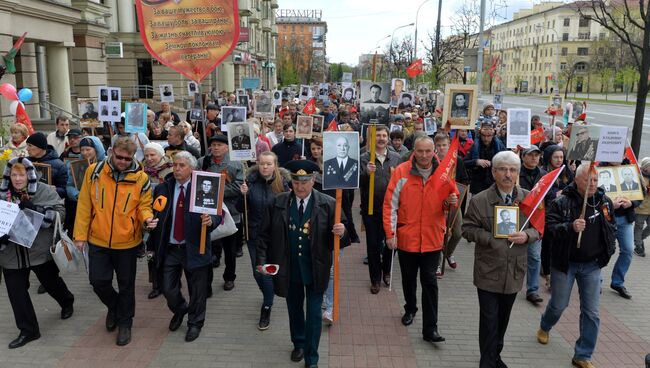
[147,151,219,342]
[257,160,348,368]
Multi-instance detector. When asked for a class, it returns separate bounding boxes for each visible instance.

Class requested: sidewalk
[0,198,648,367]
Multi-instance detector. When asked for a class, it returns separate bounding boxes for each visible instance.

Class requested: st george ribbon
[136,0,240,82]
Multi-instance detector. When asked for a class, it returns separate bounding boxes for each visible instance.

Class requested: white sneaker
[322,310,333,326]
[436,265,443,278]
[447,255,458,269]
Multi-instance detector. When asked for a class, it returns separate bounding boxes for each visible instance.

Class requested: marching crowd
[0,86,647,368]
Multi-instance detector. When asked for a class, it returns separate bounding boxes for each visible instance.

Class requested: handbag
[210,203,238,241]
[50,212,83,274]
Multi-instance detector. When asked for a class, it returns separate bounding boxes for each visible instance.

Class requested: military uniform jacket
[257,190,349,297]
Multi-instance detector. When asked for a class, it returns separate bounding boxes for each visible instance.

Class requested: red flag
[15,103,34,135]
[430,135,460,200]
[326,119,338,131]
[530,127,545,145]
[303,98,316,115]
[487,55,500,79]
[406,59,423,78]
[624,146,637,165]
[519,166,565,237]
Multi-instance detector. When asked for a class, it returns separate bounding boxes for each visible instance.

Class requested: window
[550,48,553,56]
[578,32,591,40]
[552,20,555,28]
[560,62,567,70]
[575,62,587,71]
[561,47,568,56]
[599,32,606,40]
[563,18,570,26]
[562,33,569,41]
[579,17,590,27]
[577,47,589,55]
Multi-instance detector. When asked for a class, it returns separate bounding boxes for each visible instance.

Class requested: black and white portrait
[506,108,531,148]
[221,106,247,128]
[493,93,503,109]
[598,169,617,192]
[550,94,563,109]
[254,92,273,117]
[618,167,640,191]
[111,89,119,101]
[311,115,324,135]
[296,115,313,139]
[418,85,428,96]
[300,85,311,101]
[451,93,469,118]
[443,84,477,130]
[572,101,584,119]
[341,87,355,103]
[237,94,249,108]
[188,81,198,96]
[189,171,223,215]
[81,101,98,120]
[390,124,403,133]
[360,81,390,124]
[190,109,203,121]
[318,83,329,99]
[107,87,121,122]
[125,102,147,133]
[390,78,406,107]
[272,90,282,105]
[398,92,414,109]
[494,206,519,238]
[159,84,174,103]
[424,117,437,135]
[322,131,360,190]
[567,125,599,161]
[100,88,108,102]
[227,122,255,161]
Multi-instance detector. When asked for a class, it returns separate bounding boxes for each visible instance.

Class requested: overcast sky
[277,0,546,65]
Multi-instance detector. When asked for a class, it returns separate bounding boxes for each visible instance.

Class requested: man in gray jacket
[462,150,540,368]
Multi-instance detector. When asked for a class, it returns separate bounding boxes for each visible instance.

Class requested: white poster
[506,108,531,148]
[0,200,20,236]
[595,126,628,163]
[159,84,174,103]
[8,208,44,248]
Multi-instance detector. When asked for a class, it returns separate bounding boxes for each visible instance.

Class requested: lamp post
[536,24,560,93]
[414,0,432,61]
[389,23,415,79]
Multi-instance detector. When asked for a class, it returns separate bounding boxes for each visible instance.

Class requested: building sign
[135,0,240,82]
[239,27,250,42]
[105,42,123,58]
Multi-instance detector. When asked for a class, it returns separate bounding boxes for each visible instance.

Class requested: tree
[615,65,640,101]
[383,35,415,80]
[576,0,650,155]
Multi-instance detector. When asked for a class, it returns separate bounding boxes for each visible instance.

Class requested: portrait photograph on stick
[272,90,282,105]
[359,80,390,124]
[78,99,100,128]
[227,122,255,161]
[596,165,644,200]
[124,102,147,134]
[442,84,478,130]
[506,108,532,148]
[220,106,247,132]
[549,94,563,110]
[187,81,198,96]
[493,206,519,239]
[159,84,174,103]
[322,131,360,190]
[189,171,225,216]
[341,87,355,103]
[390,78,406,107]
[398,92,414,109]
[296,115,314,139]
[567,125,600,162]
[253,91,273,118]
[311,115,324,137]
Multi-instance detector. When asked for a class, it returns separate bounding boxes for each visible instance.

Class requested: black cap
[285,160,320,182]
[26,132,48,150]
[66,128,82,137]
[208,134,228,145]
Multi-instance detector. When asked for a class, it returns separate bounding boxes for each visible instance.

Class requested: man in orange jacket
[383,135,457,344]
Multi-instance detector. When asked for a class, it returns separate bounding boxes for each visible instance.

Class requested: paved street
[0,200,648,367]
[481,94,650,157]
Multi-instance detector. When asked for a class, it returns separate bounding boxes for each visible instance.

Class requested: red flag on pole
[530,127,545,145]
[406,59,423,78]
[519,166,565,237]
[15,102,34,135]
[326,119,338,131]
[624,146,638,166]
[430,135,460,200]
[487,55,500,79]
[303,98,316,115]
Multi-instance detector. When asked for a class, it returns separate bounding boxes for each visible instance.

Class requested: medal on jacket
[302,219,311,235]
[602,203,611,222]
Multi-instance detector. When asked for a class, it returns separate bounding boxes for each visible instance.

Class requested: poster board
[189,171,225,216]
[596,165,644,201]
[506,108,532,148]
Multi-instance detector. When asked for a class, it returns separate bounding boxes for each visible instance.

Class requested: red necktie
[173,185,185,242]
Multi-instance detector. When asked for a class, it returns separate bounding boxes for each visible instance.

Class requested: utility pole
[476,0,486,97]
[433,0,443,86]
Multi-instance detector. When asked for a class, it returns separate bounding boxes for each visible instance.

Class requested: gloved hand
[19,200,36,211]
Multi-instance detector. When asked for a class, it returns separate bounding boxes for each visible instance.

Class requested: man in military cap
[257,160,348,368]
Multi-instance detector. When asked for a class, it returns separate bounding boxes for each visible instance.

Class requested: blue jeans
[526,239,542,295]
[323,249,343,313]
[540,261,601,361]
[611,215,634,288]
[247,238,274,307]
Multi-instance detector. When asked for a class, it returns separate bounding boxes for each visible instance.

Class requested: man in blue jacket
[464,121,506,194]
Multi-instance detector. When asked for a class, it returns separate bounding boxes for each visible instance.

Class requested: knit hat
[144,142,165,157]
[26,132,48,150]
[79,137,95,149]
[0,157,38,196]
[641,157,650,171]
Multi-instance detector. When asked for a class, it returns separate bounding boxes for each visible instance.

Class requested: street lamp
[535,24,560,93]
[389,23,415,79]
[414,0,432,60]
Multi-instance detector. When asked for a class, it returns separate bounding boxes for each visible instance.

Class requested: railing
[38,100,81,125]
[129,85,154,99]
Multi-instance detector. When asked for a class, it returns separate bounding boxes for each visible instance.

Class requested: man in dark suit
[364,84,386,104]
[323,136,359,189]
[598,170,617,192]
[231,124,251,150]
[497,210,516,235]
[620,167,639,191]
[257,160,348,368]
[147,151,219,342]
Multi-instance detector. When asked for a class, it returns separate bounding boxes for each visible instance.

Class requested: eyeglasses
[114,154,133,162]
[494,167,519,174]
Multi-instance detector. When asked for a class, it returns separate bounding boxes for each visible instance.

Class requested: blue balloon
[17,88,33,103]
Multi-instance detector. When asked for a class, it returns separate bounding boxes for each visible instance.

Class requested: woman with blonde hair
[4,123,29,158]
[237,151,289,330]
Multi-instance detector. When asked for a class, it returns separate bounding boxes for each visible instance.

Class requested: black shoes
[223,281,235,291]
[401,311,415,326]
[148,289,162,299]
[169,310,187,331]
[105,310,117,332]
[382,273,391,287]
[235,247,243,258]
[185,326,201,342]
[116,326,131,346]
[423,330,446,343]
[370,282,380,294]
[526,293,544,305]
[8,333,40,349]
[290,347,304,362]
[611,285,632,299]
[258,306,271,331]
[61,305,74,320]
[634,247,646,257]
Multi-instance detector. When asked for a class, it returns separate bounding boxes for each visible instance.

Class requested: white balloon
[9,100,22,115]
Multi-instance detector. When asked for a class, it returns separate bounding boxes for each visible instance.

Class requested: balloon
[0,83,18,101]
[9,100,22,115]
[17,88,33,103]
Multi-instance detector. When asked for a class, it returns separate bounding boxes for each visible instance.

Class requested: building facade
[275,9,327,85]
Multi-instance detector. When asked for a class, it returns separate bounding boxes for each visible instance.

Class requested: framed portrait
[189,170,225,216]
[390,78,406,107]
[567,125,600,161]
[311,115,324,136]
[124,103,147,134]
[549,94,563,110]
[220,106,247,132]
[494,206,519,239]
[318,83,329,100]
[159,84,174,103]
[360,80,390,124]
[190,109,204,121]
[442,84,478,130]
[237,94,249,108]
[78,99,100,128]
[296,115,314,139]
[33,163,52,185]
[493,93,504,110]
[322,131,360,190]
[341,86,355,103]
[299,84,311,101]
[254,91,274,118]
[187,81,198,96]
[272,90,282,105]
[424,117,437,135]
[390,123,403,133]
[417,84,429,97]
[227,122,255,161]
[399,92,414,109]
[597,165,644,200]
[341,72,353,83]
[572,101,585,119]
[70,159,91,190]
[506,108,532,148]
